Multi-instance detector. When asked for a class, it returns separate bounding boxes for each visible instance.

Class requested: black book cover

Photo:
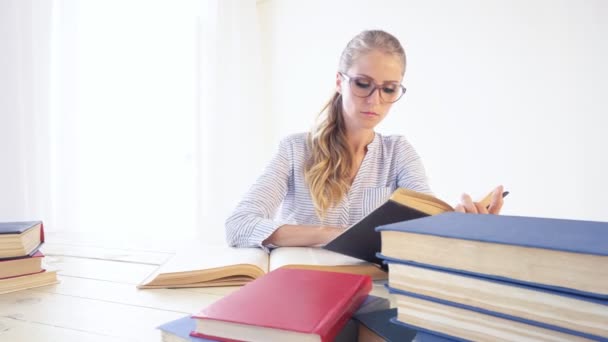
[324,200,428,267]
[354,308,418,342]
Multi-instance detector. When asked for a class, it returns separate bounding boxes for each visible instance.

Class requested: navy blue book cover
[157,315,215,341]
[0,221,42,234]
[0,221,44,260]
[377,212,608,298]
[390,318,468,342]
[354,308,418,341]
[376,212,608,256]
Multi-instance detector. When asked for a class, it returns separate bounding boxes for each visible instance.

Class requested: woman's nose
[366,87,382,104]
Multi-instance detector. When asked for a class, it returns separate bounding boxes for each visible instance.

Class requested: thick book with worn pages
[158,295,390,342]
[324,188,500,267]
[388,288,594,342]
[0,269,58,295]
[383,259,608,339]
[191,268,372,342]
[0,221,45,259]
[138,245,386,289]
[0,250,44,279]
[378,212,608,299]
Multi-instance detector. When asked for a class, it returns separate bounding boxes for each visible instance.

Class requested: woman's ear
[335,72,343,94]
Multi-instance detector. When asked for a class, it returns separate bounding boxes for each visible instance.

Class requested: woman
[225,30,503,249]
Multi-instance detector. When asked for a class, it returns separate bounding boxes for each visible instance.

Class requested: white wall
[0,0,53,222]
[252,0,608,221]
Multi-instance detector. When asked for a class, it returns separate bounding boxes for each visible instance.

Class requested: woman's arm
[395,137,432,194]
[225,138,292,248]
[262,224,344,247]
[226,135,342,248]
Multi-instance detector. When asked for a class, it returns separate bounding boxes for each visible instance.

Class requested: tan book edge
[389,263,608,338]
[381,230,607,295]
[0,270,59,295]
[0,255,43,278]
[0,224,43,258]
[395,296,593,341]
[389,188,495,216]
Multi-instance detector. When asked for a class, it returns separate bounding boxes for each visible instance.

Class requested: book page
[138,243,271,288]
[268,247,372,270]
[158,244,269,274]
[391,188,454,213]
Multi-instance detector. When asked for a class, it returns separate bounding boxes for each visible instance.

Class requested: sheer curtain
[0,0,54,226]
[0,0,266,243]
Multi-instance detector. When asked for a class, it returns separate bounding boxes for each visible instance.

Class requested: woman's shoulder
[276,132,310,157]
[376,132,415,150]
[279,132,309,145]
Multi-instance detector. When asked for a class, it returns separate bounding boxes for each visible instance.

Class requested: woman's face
[336,50,404,132]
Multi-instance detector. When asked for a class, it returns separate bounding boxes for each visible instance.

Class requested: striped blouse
[225,132,431,248]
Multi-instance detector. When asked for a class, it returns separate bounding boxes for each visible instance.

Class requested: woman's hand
[454,185,504,215]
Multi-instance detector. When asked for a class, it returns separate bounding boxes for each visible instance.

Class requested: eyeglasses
[339,72,406,103]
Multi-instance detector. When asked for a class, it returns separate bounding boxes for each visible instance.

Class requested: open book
[137,245,386,289]
[324,188,504,266]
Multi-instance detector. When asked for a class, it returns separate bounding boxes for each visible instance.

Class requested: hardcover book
[389,290,593,342]
[138,245,385,289]
[0,250,45,279]
[191,268,372,342]
[0,269,58,295]
[324,188,501,266]
[377,212,608,298]
[382,260,607,339]
[0,221,45,259]
[158,295,390,342]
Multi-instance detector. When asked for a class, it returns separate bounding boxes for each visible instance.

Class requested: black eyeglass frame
[339,72,406,103]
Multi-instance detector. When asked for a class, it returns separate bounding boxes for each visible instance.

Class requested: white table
[0,232,390,341]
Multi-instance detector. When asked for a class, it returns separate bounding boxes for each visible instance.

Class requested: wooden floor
[0,232,390,341]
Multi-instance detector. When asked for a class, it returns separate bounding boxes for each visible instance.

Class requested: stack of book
[377,212,608,341]
[158,294,392,342]
[0,221,58,294]
[158,268,375,342]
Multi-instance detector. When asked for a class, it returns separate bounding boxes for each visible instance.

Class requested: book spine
[319,277,372,342]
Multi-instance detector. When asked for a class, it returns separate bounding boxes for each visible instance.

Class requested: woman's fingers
[488,186,505,214]
[460,193,478,214]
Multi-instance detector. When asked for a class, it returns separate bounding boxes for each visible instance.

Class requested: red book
[191,268,372,342]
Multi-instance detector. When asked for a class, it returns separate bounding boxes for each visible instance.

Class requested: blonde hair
[305,30,406,219]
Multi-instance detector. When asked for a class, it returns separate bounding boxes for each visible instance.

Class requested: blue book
[0,221,44,259]
[379,258,608,340]
[354,308,417,341]
[376,212,608,298]
[157,315,214,341]
[387,287,604,342]
[413,331,457,342]
[387,284,607,341]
